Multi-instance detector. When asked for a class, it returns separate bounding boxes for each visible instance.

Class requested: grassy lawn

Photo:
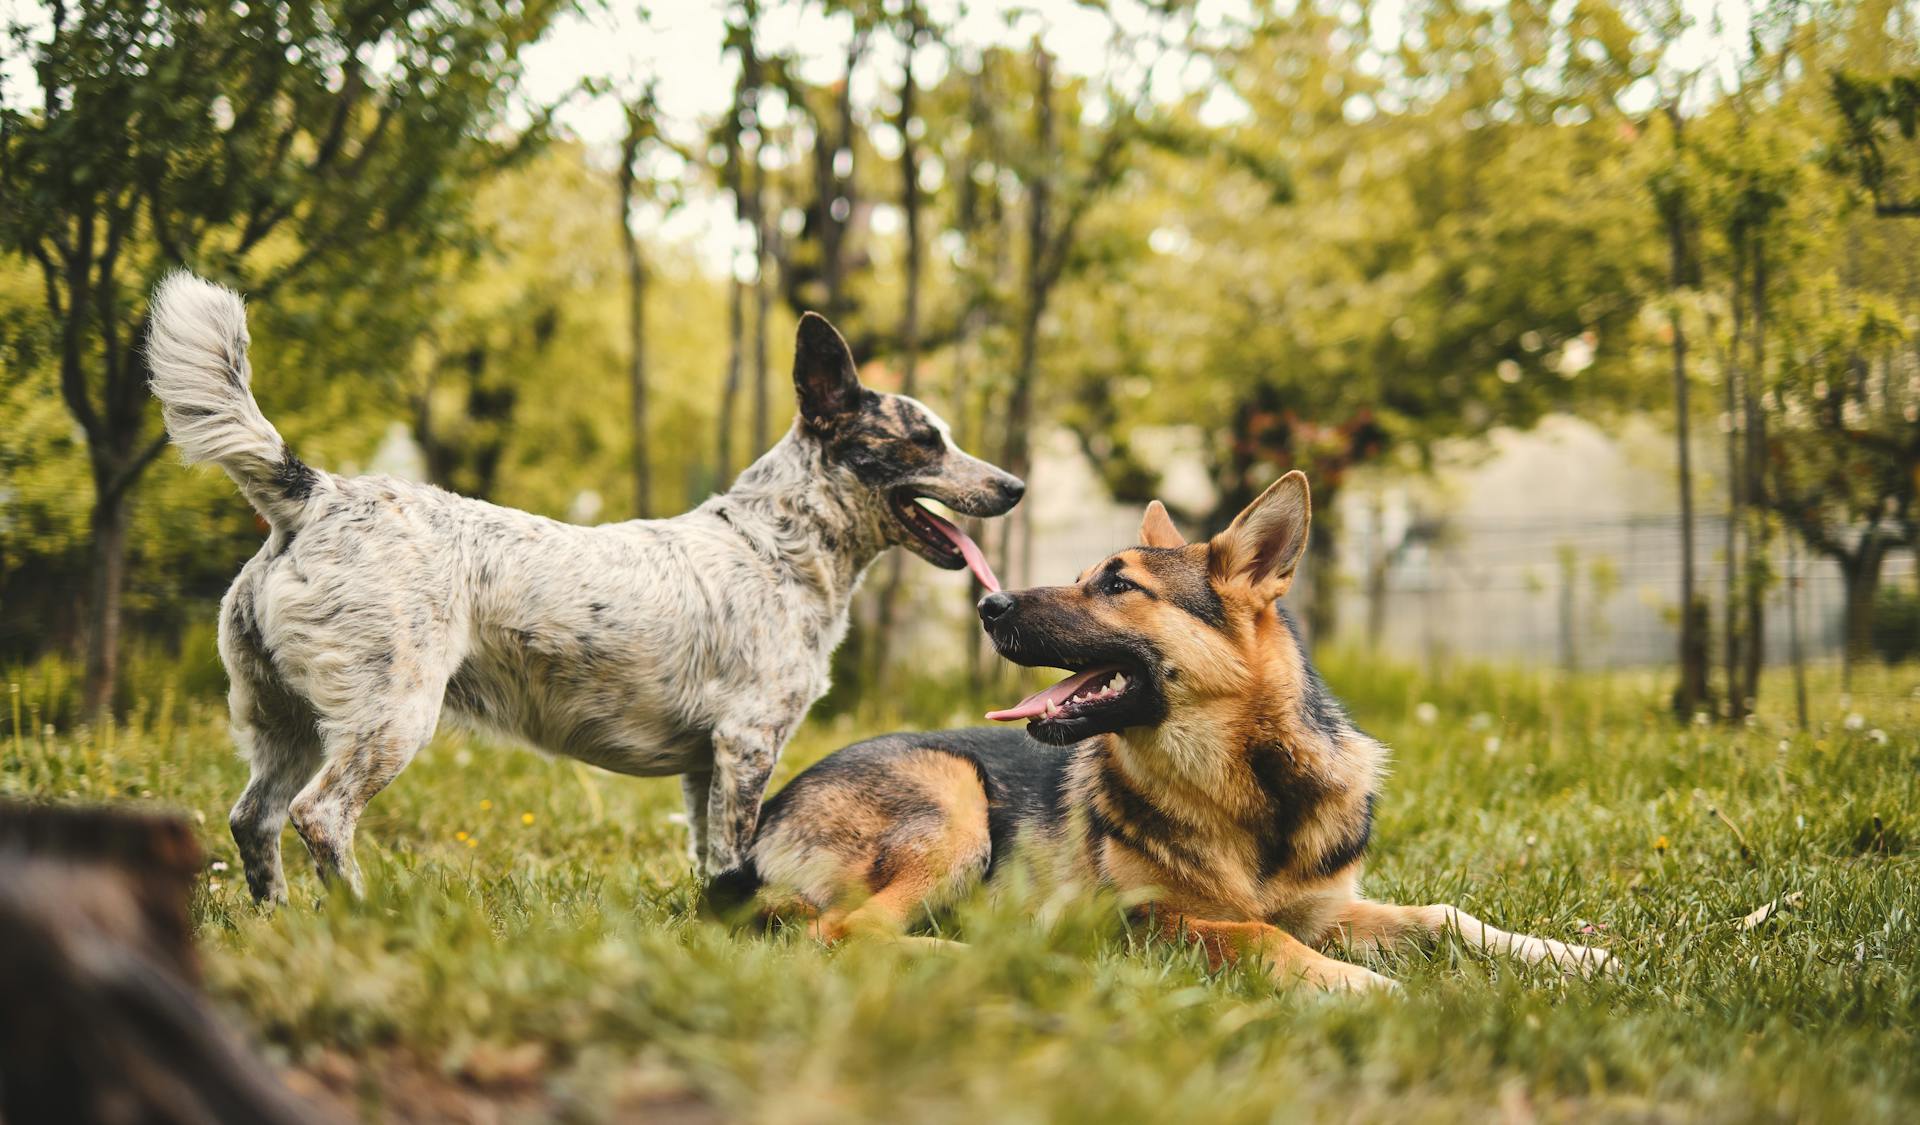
[5,650,1917,1123]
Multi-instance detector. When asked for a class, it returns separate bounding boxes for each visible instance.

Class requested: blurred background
[3,0,1919,725]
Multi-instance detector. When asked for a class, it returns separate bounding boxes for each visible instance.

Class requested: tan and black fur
[714,472,1610,992]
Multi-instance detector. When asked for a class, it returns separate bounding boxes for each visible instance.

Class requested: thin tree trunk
[718,277,744,488]
[1786,532,1807,730]
[1740,231,1768,709]
[750,166,771,457]
[1364,490,1389,649]
[1723,241,1748,719]
[619,111,651,518]
[821,30,866,321]
[81,479,131,719]
[999,45,1055,590]
[871,22,925,691]
[717,85,747,489]
[1664,191,1708,714]
[1304,501,1340,648]
[1840,536,1887,679]
[744,32,771,459]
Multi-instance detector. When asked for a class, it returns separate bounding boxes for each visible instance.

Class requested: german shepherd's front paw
[1552,944,1614,980]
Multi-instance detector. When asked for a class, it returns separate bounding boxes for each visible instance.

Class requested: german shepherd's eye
[1096,572,1140,597]
[910,427,944,452]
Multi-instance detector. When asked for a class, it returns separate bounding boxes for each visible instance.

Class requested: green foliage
[4,658,1918,1120]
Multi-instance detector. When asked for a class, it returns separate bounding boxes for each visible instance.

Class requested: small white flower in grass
[1778,740,1790,752]
[1844,714,1866,731]
[210,860,229,873]
[1414,702,1439,725]
[1692,712,1711,727]
[1796,815,1806,830]
[1483,736,1502,754]
[1469,712,1493,732]
[1868,728,1888,745]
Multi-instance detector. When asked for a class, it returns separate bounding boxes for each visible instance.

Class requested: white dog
[147,272,1021,902]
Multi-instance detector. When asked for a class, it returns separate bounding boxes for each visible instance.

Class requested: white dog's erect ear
[1139,500,1186,548]
[1208,470,1310,594]
[793,312,864,425]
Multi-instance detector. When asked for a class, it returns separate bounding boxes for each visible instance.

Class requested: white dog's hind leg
[288,686,444,896]
[221,582,325,905]
[226,685,323,904]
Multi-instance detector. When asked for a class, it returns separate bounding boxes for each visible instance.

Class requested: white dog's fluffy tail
[148,271,320,530]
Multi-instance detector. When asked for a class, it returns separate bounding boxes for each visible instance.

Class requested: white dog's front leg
[704,723,786,878]
[681,770,713,870]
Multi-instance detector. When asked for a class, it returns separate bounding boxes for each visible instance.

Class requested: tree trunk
[1663,188,1709,715]
[1740,231,1768,710]
[1785,532,1808,730]
[871,25,925,692]
[619,111,651,518]
[750,167,772,458]
[718,277,745,488]
[1723,242,1748,719]
[999,45,1055,590]
[1364,490,1390,650]
[1303,498,1340,648]
[820,30,866,322]
[1839,536,1887,677]
[744,34,771,459]
[81,476,132,719]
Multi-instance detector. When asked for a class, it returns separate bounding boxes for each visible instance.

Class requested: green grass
[5,652,1918,1123]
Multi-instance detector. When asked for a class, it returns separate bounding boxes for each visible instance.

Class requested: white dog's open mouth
[889,491,1000,591]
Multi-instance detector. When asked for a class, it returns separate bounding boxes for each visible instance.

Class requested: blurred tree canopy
[4,0,1920,714]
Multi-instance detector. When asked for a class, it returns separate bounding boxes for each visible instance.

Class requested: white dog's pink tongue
[921,505,1001,592]
[986,668,1112,722]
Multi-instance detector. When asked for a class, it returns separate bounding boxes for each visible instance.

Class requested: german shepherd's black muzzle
[977,586,1170,744]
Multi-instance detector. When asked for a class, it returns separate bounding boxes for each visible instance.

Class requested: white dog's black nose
[977,592,1015,622]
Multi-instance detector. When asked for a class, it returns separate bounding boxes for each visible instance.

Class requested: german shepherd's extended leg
[1330,900,1612,978]
[1162,915,1400,994]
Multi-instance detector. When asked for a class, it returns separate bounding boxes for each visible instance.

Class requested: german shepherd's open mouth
[976,600,1169,743]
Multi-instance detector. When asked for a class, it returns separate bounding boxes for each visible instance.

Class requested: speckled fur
[147,272,1021,901]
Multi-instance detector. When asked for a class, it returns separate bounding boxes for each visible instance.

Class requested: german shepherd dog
[146,273,1020,902]
[715,472,1610,991]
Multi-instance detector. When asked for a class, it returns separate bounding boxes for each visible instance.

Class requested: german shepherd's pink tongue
[986,667,1125,722]
[922,506,1000,592]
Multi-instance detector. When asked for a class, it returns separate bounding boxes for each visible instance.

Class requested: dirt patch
[282,1047,723,1124]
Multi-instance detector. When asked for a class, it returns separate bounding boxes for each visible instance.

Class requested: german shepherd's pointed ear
[793,312,865,427]
[1139,500,1186,548]
[1209,470,1310,596]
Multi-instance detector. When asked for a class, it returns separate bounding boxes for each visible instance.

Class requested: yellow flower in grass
[480,799,493,811]
[521,812,535,826]
[466,837,478,849]
[1654,835,1670,852]
[455,830,469,842]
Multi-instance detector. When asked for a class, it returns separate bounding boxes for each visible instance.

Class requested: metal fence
[1327,512,1919,674]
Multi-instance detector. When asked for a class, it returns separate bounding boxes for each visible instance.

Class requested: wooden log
[0,801,327,1124]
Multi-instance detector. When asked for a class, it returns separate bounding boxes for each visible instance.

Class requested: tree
[0,0,565,714]
[869,0,932,689]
